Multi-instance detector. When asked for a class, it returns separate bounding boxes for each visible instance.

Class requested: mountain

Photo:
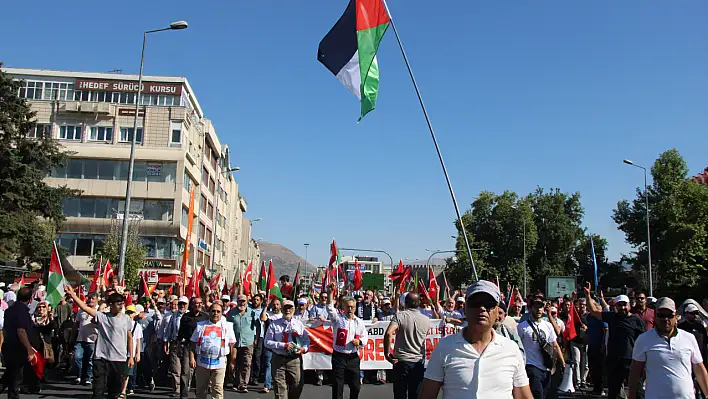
[259,241,317,280]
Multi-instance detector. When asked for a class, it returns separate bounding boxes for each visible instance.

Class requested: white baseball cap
[135,304,145,314]
[221,294,231,301]
[685,303,699,313]
[615,295,630,304]
[178,296,189,304]
[282,300,295,308]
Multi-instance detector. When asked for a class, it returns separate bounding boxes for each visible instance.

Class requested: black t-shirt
[3,301,33,347]
[601,311,645,360]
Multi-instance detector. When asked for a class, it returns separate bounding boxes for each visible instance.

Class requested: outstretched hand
[583,282,591,295]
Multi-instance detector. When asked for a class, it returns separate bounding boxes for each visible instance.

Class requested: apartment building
[4,67,251,286]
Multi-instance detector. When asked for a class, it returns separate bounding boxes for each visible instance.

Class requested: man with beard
[249,293,265,387]
[1,287,38,398]
[326,284,368,399]
[190,302,236,399]
[226,294,259,393]
[678,303,708,363]
[265,299,310,399]
[420,280,532,399]
[585,283,644,399]
[629,298,708,399]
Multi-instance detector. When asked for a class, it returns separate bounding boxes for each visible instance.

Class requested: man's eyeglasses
[467,298,498,310]
[238,300,247,303]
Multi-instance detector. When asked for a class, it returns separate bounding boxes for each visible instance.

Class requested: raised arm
[64,285,96,317]
[583,282,603,319]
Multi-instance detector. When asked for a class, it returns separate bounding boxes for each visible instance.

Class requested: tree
[0,64,79,264]
[91,218,145,290]
[573,233,609,287]
[613,149,708,296]
[449,187,595,295]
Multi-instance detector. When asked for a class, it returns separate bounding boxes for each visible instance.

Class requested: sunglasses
[467,297,498,310]
[656,312,675,319]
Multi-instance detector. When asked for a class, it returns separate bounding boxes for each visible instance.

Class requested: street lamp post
[117,20,188,284]
[304,243,310,285]
[623,159,653,296]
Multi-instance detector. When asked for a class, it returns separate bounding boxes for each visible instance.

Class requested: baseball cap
[382,298,391,305]
[456,296,465,302]
[37,285,46,292]
[126,305,137,313]
[169,295,178,302]
[656,297,676,312]
[465,280,500,303]
[221,294,231,301]
[237,294,248,301]
[298,298,308,305]
[135,304,145,314]
[178,296,189,304]
[615,295,630,304]
[282,300,295,308]
[157,298,166,304]
[685,303,699,313]
[0,282,6,288]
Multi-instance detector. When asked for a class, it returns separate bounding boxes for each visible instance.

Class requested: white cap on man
[178,296,189,304]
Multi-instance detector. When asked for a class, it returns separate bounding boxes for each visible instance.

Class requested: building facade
[4,68,252,286]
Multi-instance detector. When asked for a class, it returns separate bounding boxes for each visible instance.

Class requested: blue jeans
[74,342,95,381]
[263,349,273,389]
[526,365,550,399]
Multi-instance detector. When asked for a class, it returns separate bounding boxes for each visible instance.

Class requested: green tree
[0,64,79,264]
[91,218,145,290]
[613,149,708,296]
[449,187,594,295]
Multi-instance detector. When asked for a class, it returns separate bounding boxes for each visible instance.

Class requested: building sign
[75,79,183,95]
[146,164,162,176]
[144,259,177,269]
[139,269,159,283]
[118,108,146,117]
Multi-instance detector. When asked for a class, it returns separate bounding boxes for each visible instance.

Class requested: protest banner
[302,319,460,370]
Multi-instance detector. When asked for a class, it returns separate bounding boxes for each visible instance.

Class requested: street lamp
[623,159,653,296]
[117,20,189,283]
[304,243,310,285]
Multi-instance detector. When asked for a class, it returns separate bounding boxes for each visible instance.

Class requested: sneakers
[315,380,323,386]
[149,381,155,392]
[84,380,92,386]
[260,387,270,393]
[236,387,249,393]
[74,378,81,385]
[127,390,135,396]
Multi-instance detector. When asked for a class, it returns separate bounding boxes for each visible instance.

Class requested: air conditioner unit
[63,102,79,112]
[96,103,111,113]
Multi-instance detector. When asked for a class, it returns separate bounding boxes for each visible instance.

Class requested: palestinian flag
[292,264,301,299]
[46,242,66,308]
[260,261,267,292]
[266,260,282,300]
[318,0,390,120]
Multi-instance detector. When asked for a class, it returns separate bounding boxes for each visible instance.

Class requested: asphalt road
[9,381,393,399]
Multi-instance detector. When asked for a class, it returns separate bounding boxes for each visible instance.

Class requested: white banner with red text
[302,320,461,370]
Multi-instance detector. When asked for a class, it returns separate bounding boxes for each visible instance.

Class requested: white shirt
[190,319,237,370]
[130,320,143,355]
[327,305,369,354]
[518,319,558,371]
[632,328,703,399]
[264,317,310,356]
[425,330,529,399]
[77,308,99,343]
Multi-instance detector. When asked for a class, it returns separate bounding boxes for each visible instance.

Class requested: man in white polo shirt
[629,297,708,399]
[419,280,532,399]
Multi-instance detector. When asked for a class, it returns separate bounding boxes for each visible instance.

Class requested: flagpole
[382,0,478,281]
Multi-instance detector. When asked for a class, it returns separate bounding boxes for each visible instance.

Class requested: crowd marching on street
[0,269,708,399]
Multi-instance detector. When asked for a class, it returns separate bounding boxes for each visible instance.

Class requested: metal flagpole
[382,0,478,281]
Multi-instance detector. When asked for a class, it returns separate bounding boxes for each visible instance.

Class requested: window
[59,125,82,140]
[205,228,212,243]
[207,202,214,220]
[204,254,211,267]
[119,128,143,143]
[209,178,215,195]
[58,234,105,256]
[19,81,43,100]
[53,159,175,182]
[67,159,83,179]
[199,222,206,240]
[171,122,181,144]
[197,251,204,266]
[28,124,51,139]
[89,126,113,141]
[74,90,90,101]
[183,170,195,192]
[202,167,209,186]
[200,195,207,212]
[143,200,174,222]
[143,237,177,259]
[181,207,189,227]
[62,198,81,217]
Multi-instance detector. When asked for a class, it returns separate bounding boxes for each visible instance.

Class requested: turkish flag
[242,262,253,297]
[353,260,363,291]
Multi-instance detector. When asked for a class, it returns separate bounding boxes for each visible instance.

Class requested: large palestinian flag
[318,0,390,120]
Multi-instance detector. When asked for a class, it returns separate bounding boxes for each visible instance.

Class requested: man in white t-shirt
[629,297,708,399]
[420,280,532,399]
[517,296,565,399]
[190,302,236,399]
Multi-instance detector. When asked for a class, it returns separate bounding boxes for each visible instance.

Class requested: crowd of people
[0,273,707,399]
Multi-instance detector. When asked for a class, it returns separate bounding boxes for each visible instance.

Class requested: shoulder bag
[529,321,556,369]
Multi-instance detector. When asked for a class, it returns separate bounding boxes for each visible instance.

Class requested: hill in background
[259,241,317,279]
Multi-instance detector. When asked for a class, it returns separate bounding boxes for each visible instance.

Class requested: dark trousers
[392,360,424,399]
[331,352,361,399]
[588,344,604,393]
[607,358,643,399]
[252,337,263,383]
[93,358,126,399]
[526,365,551,399]
[179,344,193,399]
[1,344,39,399]
[137,351,152,387]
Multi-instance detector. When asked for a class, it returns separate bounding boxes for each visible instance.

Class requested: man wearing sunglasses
[226,294,260,393]
[190,302,237,399]
[420,280,533,399]
[65,285,134,399]
[632,289,654,332]
[678,303,708,363]
[629,298,708,399]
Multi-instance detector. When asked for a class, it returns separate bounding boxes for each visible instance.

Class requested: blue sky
[3,1,708,268]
